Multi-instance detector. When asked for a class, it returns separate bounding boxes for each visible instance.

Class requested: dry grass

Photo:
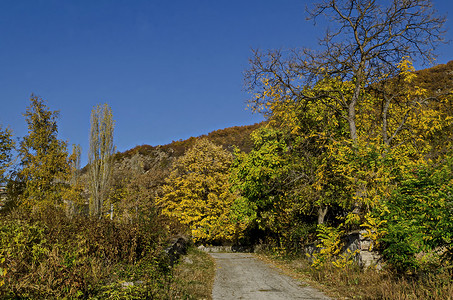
[0,208,176,299]
[259,254,453,300]
[169,247,216,300]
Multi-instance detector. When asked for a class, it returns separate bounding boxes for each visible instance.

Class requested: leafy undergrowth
[259,252,453,300]
[0,208,179,299]
[169,247,216,299]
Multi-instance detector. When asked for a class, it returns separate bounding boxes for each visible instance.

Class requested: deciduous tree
[88,104,115,218]
[157,139,239,243]
[242,0,450,260]
[246,0,447,143]
[18,96,70,211]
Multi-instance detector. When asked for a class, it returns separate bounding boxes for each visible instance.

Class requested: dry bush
[0,207,173,299]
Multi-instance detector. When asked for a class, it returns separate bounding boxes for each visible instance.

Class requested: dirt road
[210,253,331,300]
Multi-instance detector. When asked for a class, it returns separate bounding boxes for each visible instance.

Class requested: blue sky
[1,0,452,166]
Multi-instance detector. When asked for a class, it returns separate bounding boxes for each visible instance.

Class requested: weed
[260,252,453,300]
[169,247,216,299]
[0,207,176,299]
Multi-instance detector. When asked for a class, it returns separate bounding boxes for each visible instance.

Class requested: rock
[165,236,189,265]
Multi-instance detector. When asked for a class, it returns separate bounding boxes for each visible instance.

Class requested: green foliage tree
[0,126,14,185]
[240,0,451,266]
[88,104,115,218]
[231,127,329,249]
[230,128,289,236]
[18,96,70,211]
[377,158,453,273]
[157,139,239,243]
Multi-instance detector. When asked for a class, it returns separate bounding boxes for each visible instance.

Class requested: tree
[246,0,446,144]
[88,104,115,218]
[230,127,297,245]
[0,126,14,185]
[18,96,70,211]
[157,139,239,243]
[241,1,451,262]
[245,0,449,219]
[230,126,350,249]
[64,144,84,216]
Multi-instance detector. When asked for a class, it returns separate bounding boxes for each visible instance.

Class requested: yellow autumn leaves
[157,139,244,243]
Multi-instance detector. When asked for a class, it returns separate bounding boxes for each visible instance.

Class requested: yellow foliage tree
[18,96,71,211]
[242,0,450,266]
[157,139,240,243]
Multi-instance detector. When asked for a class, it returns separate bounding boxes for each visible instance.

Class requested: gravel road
[210,253,331,300]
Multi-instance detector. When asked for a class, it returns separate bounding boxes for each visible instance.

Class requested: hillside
[105,122,265,192]
[115,122,263,162]
[414,60,453,94]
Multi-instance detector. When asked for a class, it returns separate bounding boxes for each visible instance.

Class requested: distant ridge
[116,122,264,161]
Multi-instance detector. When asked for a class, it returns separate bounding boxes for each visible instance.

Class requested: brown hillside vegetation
[414,60,453,94]
[116,122,264,161]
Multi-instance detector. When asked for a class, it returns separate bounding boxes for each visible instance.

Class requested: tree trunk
[318,206,328,224]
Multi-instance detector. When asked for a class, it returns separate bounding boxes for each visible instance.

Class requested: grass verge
[169,247,216,300]
[258,253,453,300]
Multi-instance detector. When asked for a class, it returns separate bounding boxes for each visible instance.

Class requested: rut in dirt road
[210,253,331,300]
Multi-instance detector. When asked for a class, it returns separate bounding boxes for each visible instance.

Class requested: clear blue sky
[1,0,452,166]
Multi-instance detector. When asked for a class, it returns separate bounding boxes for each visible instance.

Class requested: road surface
[210,252,331,300]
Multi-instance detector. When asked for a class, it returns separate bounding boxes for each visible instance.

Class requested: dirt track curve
[210,252,331,300]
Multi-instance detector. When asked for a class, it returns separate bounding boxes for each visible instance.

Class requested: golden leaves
[157,139,239,243]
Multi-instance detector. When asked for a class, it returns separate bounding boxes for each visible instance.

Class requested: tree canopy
[157,139,240,243]
[18,96,70,211]
[238,0,452,268]
[88,104,115,218]
[245,0,447,143]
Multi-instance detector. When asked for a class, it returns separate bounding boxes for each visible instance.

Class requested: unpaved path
[210,253,331,300]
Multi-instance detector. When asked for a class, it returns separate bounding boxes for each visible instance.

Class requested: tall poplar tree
[18,96,70,211]
[88,104,115,218]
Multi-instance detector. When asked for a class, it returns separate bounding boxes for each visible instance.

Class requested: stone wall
[356,230,382,269]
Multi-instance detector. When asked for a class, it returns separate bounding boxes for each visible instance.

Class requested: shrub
[379,159,453,273]
[0,208,172,299]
